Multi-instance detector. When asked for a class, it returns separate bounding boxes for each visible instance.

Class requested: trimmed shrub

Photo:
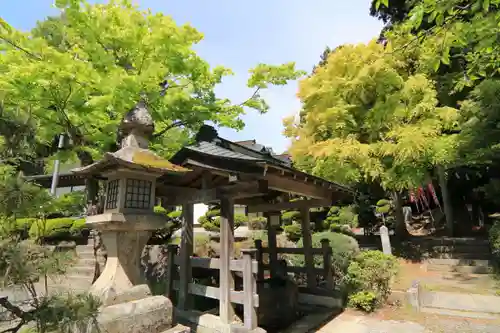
[375,199,392,215]
[29,218,75,241]
[347,291,378,312]
[0,218,35,239]
[346,250,399,312]
[168,210,182,219]
[149,207,183,244]
[281,211,300,226]
[206,209,221,218]
[154,205,169,216]
[248,216,267,230]
[283,223,302,242]
[69,218,88,236]
[323,205,358,230]
[199,211,246,232]
[16,218,36,230]
[291,231,360,285]
[329,223,355,237]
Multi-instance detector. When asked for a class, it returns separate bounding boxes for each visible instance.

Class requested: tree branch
[238,87,261,107]
[0,36,42,61]
[152,121,185,138]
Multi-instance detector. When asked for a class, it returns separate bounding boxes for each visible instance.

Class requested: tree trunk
[437,165,453,236]
[393,191,410,239]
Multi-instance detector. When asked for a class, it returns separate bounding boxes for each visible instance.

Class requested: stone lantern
[72,101,190,305]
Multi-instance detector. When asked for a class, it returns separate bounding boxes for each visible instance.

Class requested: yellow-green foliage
[284,41,460,191]
[29,218,76,239]
[283,223,302,242]
[0,1,303,162]
[69,218,87,234]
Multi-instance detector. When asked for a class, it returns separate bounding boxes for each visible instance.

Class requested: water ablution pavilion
[27,101,354,333]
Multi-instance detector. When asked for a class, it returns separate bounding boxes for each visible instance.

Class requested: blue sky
[1,0,383,154]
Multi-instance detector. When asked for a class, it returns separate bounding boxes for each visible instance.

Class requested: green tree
[0,0,304,201]
[284,41,459,238]
[0,166,100,333]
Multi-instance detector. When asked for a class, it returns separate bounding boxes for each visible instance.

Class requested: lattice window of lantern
[124,178,152,209]
[105,179,120,209]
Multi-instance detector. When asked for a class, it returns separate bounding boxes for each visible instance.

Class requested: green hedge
[28,217,87,241]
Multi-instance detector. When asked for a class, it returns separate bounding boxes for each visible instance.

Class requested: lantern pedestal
[86,212,165,306]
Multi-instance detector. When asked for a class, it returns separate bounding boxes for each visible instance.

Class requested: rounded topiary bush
[290,231,360,285]
[149,207,183,244]
[281,211,300,226]
[283,223,302,242]
[248,216,267,230]
[69,218,89,238]
[199,210,247,231]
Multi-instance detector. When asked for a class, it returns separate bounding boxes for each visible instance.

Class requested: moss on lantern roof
[131,150,190,172]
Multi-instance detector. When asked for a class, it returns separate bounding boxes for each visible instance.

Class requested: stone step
[426,264,493,274]
[426,258,492,266]
[420,290,500,315]
[421,307,500,320]
[411,237,489,246]
[75,245,95,254]
[77,251,98,260]
[424,252,492,260]
[47,276,93,290]
[76,258,106,266]
[47,273,94,284]
[161,324,191,333]
[65,265,96,277]
[428,244,490,253]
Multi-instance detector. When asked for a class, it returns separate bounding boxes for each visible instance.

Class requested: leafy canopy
[380,0,500,92]
[0,0,304,167]
[284,41,459,190]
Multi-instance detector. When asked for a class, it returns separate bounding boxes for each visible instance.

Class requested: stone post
[380,225,392,255]
[88,215,166,305]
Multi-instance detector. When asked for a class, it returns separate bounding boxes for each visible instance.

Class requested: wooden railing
[254,238,334,289]
[165,245,260,330]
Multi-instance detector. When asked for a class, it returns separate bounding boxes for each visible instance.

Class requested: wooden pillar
[300,207,315,289]
[254,240,264,281]
[266,212,279,278]
[219,197,235,324]
[165,244,178,299]
[241,248,258,330]
[320,239,333,290]
[178,203,194,310]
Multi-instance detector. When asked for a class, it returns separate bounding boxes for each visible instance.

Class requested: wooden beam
[172,281,259,306]
[247,198,331,213]
[158,180,268,205]
[173,256,258,273]
[264,174,332,199]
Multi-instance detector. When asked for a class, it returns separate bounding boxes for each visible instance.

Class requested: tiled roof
[186,141,262,161]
